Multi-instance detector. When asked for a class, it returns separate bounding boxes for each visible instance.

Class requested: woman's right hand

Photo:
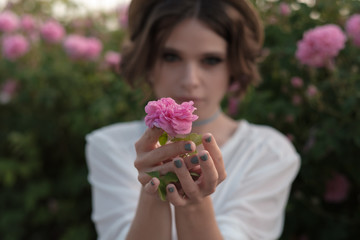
[134,127,196,196]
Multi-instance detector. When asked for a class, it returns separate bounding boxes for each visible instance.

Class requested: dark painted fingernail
[174,159,182,168]
[150,180,155,186]
[205,136,212,143]
[200,154,208,161]
[184,143,192,151]
[190,156,199,164]
[168,186,174,193]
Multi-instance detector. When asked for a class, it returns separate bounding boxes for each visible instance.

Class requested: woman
[86,0,300,239]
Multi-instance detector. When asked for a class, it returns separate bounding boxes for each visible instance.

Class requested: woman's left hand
[166,133,227,206]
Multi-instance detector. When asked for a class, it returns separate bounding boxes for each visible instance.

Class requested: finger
[198,150,218,196]
[202,133,227,183]
[138,141,196,167]
[166,183,186,207]
[184,154,200,169]
[135,127,164,153]
[172,158,200,201]
[137,161,174,185]
[143,177,160,195]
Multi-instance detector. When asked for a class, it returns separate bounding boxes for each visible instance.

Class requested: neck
[192,109,221,128]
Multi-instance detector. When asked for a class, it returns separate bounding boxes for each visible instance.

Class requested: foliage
[236,1,360,239]
[0,0,359,240]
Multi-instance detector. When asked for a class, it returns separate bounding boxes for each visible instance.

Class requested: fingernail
[174,159,182,168]
[150,180,155,186]
[168,186,174,193]
[200,154,208,161]
[190,156,199,164]
[205,136,212,143]
[184,143,192,151]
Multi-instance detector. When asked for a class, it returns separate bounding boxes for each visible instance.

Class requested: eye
[162,53,180,62]
[202,56,223,65]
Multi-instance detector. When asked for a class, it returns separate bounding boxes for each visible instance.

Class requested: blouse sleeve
[85,131,140,240]
[216,130,300,240]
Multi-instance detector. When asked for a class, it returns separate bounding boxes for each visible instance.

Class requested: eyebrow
[162,47,227,57]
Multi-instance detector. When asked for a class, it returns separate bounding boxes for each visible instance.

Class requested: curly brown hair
[121,0,264,97]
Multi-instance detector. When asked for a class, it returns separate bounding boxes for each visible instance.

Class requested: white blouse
[86,120,300,240]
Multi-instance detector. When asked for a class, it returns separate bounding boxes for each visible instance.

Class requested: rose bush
[0,0,359,239]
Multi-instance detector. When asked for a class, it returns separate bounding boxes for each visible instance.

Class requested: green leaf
[187,133,202,146]
[190,172,200,177]
[158,132,168,146]
[161,172,179,185]
[147,171,179,201]
[170,133,203,146]
[146,171,160,179]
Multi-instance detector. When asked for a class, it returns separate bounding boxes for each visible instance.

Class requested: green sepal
[158,132,168,146]
[171,133,202,146]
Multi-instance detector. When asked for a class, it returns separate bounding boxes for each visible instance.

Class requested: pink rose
[63,34,87,59]
[291,76,303,88]
[21,14,37,32]
[292,95,302,106]
[324,172,350,203]
[118,4,129,29]
[40,20,65,43]
[345,14,360,47]
[306,84,318,98]
[145,97,198,137]
[105,50,121,66]
[279,2,291,16]
[227,97,239,116]
[0,11,19,32]
[84,37,102,60]
[2,34,29,60]
[63,34,102,60]
[0,79,18,104]
[295,24,346,67]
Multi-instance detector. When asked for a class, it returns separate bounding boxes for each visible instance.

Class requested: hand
[165,133,227,206]
[134,127,196,197]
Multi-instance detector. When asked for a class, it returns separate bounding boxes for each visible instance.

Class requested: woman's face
[150,18,230,120]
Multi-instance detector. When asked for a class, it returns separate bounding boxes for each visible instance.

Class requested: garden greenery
[0,0,359,239]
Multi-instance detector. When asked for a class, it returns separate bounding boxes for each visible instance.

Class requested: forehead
[163,18,227,54]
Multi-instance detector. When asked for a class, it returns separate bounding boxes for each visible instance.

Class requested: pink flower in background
[105,51,121,67]
[306,84,318,98]
[63,34,87,59]
[324,172,350,203]
[345,14,360,47]
[0,79,18,104]
[279,2,291,16]
[63,34,102,60]
[118,4,129,28]
[228,97,239,116]
[0,11,19,32]
[40,20,65,43]
[295,24,346,67]
[21,15,37,32]
[291,76,303,88]
[84,37,102,60]
[286,133,294,142]
[145,97,198,137]
[2,34,29,60]
[292,95,302,106]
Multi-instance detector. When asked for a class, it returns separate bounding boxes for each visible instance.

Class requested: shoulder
[86,120,146,150]
[230,120,300,170]
[240,120,297,154]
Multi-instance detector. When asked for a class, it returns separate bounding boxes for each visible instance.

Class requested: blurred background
[0,0,359,239]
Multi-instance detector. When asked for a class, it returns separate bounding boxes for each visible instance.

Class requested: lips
[174,97,202,104]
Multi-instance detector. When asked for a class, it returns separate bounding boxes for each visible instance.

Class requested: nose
[181,62,200,90]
